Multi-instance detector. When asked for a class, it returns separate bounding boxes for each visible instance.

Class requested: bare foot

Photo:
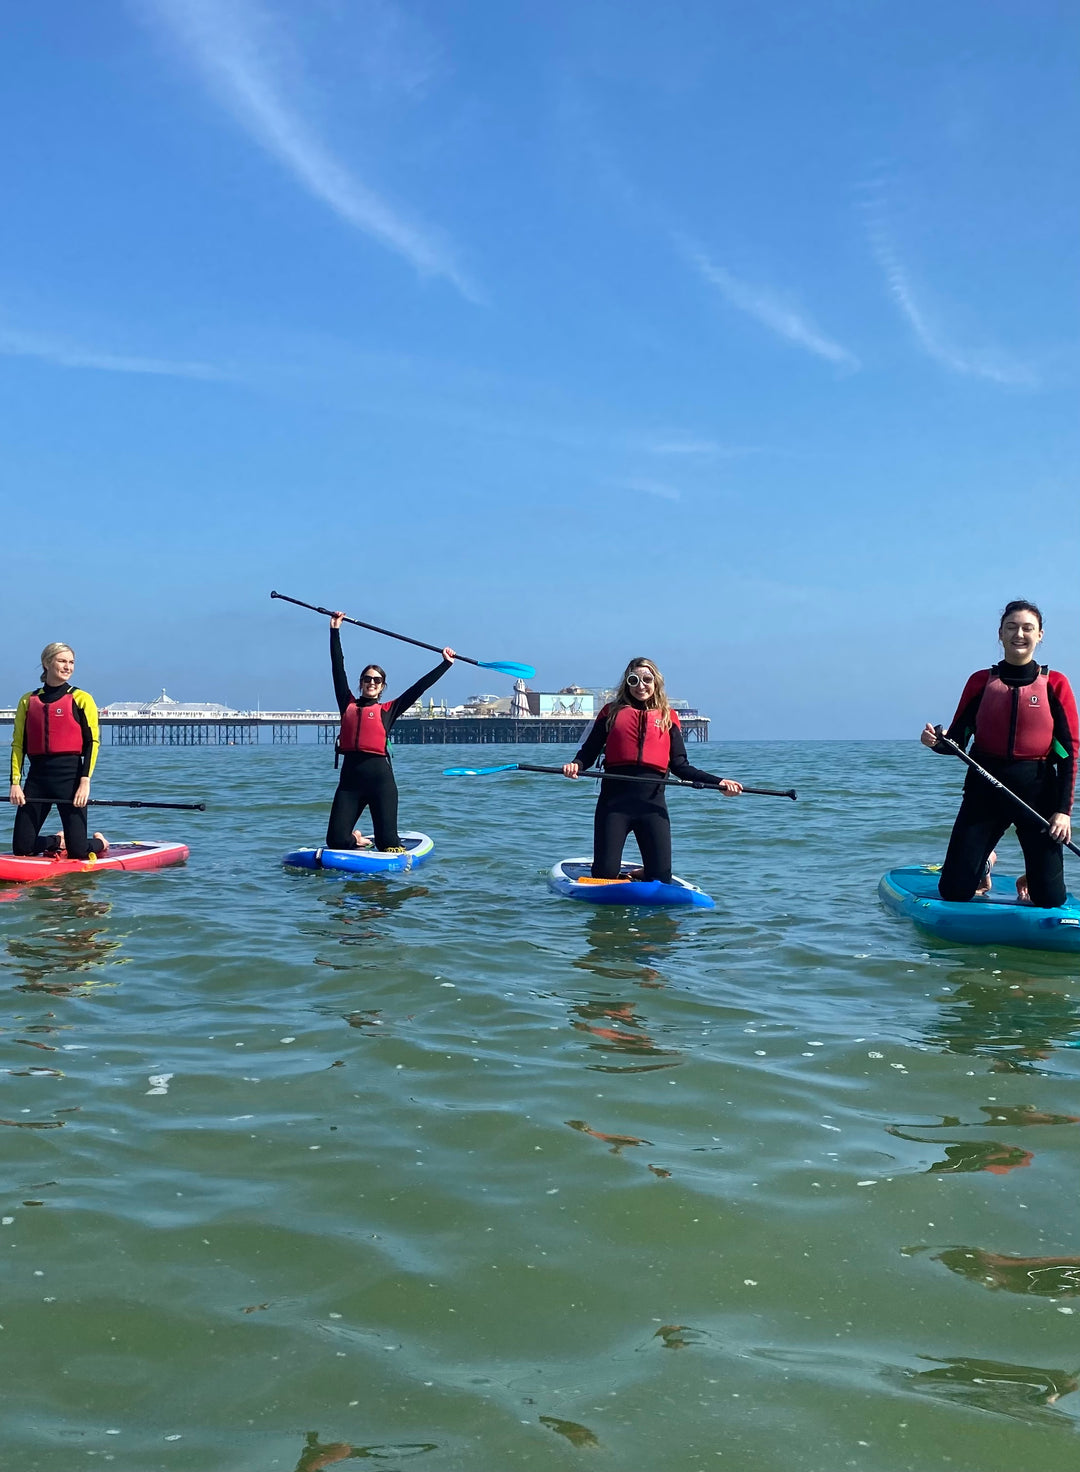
[1015,873,1030,904]
[93,832,109,856]
[352,830,373,849]
[975,850,998,896]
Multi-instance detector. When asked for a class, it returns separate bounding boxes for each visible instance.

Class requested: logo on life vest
[1030,695,1040,705]
[55,707,64,716]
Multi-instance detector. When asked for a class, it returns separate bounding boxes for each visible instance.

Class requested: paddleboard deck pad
[879,865,1080,953]
[549,857,715,908]
[0,841,190,885]
[283,832,434,875]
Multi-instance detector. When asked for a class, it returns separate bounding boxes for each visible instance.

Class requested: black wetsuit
[326,628,450,851]
[935,660,1078,909]
[572,708,725,884]
[12,682,105,861]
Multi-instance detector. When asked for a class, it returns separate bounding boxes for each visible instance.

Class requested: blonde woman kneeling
[9,642,108,860]
[563,657,741,883]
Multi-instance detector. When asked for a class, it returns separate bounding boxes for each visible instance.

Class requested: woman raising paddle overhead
[9,642,109,860]
[326,613,455,854]
[922,600,1078,908]
[563,657,742,884]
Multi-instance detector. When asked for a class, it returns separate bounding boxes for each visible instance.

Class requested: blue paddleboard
[548,857,715,909]
[284,832,434,875]
[879,865,1080,954]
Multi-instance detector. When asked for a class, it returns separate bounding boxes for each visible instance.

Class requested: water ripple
[3,742,1080,1470]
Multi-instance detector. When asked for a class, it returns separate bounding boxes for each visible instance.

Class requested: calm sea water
[2,741,1079,1472]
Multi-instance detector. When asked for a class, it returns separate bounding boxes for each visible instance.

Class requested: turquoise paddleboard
[879,865,1080,953]
[548,858,715,908]
[284,832,434,875]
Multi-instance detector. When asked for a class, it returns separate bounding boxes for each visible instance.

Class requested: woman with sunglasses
[327,613,455,853]
[562,657,742,883]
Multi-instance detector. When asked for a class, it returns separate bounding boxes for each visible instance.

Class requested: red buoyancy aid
[973,667,1056,760]
[25,689,85,757]
[337,700,391,756]
[601,703,680,770]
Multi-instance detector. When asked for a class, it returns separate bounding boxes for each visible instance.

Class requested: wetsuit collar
[995,659,1041,686]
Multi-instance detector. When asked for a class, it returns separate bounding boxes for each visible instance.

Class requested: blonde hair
[607,656,674,731]
[40,642,75,679]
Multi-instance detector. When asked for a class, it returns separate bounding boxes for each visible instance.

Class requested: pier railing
[0,712,710,745]
[392,716,709,743]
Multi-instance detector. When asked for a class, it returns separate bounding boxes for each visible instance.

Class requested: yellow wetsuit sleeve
[72,689,101,779]
[10,693,31,786]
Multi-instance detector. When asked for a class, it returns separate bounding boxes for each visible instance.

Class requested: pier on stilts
[0,691,710,746]
[1,713,710,746]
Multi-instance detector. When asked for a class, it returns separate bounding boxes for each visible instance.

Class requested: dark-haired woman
[9,641,108,860]
[922,601,1078,907]
[326,613,455,853]
[563,657,742,883]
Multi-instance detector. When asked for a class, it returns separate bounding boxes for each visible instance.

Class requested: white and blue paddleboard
[284,832,434,876]
[879,865,1080,954]
[548,857,715,909]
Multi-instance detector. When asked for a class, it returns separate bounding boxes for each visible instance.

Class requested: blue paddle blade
[443,763,521,777]
[478,660,536,679]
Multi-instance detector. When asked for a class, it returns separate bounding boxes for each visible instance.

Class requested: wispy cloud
[556,96,858,375]
[639,436,767,459]
[620,476,681,502]
[678,238,861,371]
[863,192,1036,387]
[642,437,720,455]
[0,325,222,379]
[140,0,477,300]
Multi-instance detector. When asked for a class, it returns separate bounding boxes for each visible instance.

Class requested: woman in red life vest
[9,641,109,860]
[562,657,742,883]
[921,600,1078,907]
[326,613,455,853]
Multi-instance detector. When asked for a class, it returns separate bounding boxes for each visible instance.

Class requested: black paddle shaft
[270,590,481,668]
[9,798,206,810]
[934,727,1080,859]
[519,764,797,799]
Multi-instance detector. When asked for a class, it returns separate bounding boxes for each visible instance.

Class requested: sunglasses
[626,672,655,688]
[361,674,384,684]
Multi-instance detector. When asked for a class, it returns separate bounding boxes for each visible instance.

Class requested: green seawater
[2,741,1079,1472]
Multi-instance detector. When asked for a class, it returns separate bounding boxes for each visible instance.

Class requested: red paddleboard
[0,841,190,884]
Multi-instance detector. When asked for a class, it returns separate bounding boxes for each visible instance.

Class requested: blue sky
[2,0,1077,737]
